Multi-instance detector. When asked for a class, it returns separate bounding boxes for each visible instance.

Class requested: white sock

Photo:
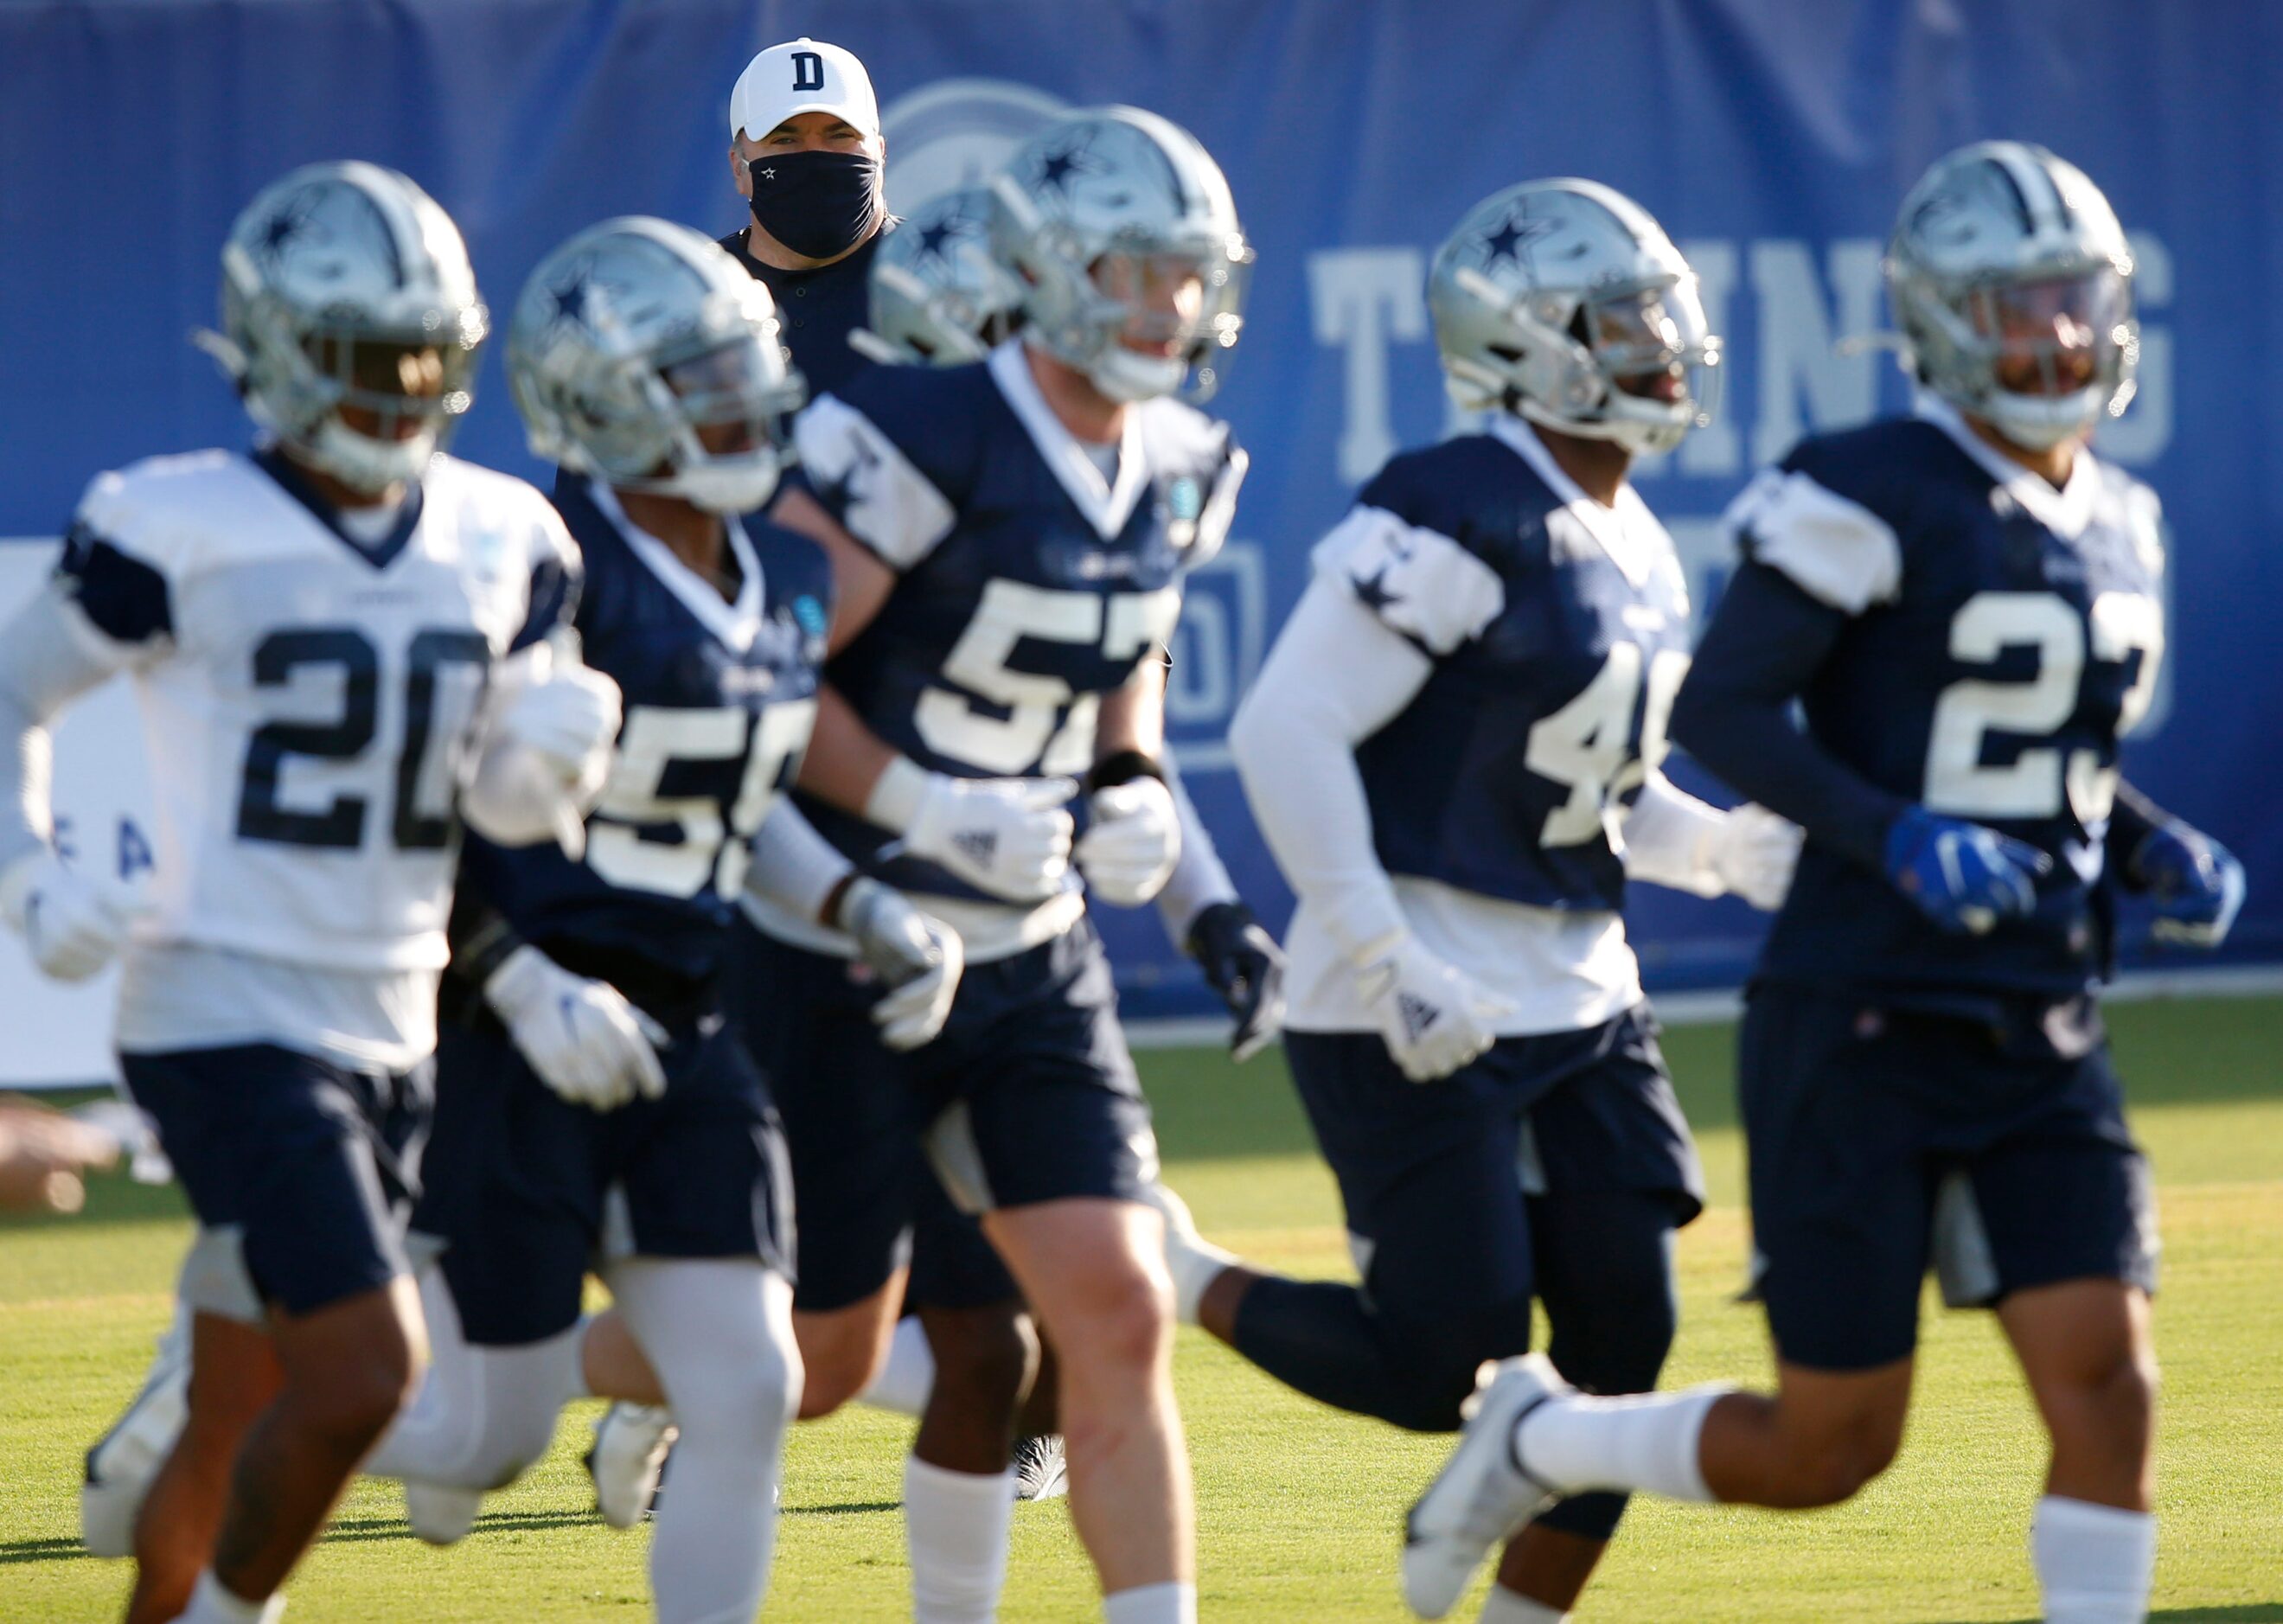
[2031,1496,2155,1624]
[1103,1581,1197,1624]
[904,1455,1016,1624]
[168,1570,284,1624]
[1514,1386,1728,1503]
[861,1316,937,1419]
[609,1259,800,1624]
[1479,1586,1567,1624]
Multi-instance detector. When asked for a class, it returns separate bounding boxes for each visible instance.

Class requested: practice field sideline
[3,996,2278,1622]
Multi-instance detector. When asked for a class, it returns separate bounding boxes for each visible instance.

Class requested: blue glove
[1883,807,2050,936]
[2130,822,2246,949]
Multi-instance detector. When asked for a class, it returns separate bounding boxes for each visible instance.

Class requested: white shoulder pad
[1309,503,1505,656]
[793,393,958,572]
[429,455,579,576]
[1725,468,1902,614]
[70,451,246,579]
[2104,464,2167,583]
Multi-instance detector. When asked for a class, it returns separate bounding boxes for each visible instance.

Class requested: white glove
[1354,932,1517,1084]
[483,945,668,1111]
[0,849,135,982]
[1701,803,1803,911]
[838,877,964,1051]
[871,759,1077,903]
[465,642,624,850]
[1076,777,1182,907]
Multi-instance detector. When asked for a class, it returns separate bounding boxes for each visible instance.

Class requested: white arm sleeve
[745,798,856,926]
[1153,754,1239,945]
[0,585,136,872]
[1228,576,1435,963]
[1620,770,1728,898]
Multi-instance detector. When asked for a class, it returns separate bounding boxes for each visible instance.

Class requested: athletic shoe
[586,1402,676,1529]
[1400,1355,1567,1618]
[1011,1433,1068,1502]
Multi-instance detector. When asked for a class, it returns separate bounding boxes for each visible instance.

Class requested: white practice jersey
[59,447,578,980]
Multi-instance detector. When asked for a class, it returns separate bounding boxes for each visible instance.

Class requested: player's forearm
[1154,756,1238,943]
[1670,563,1906,871]
[794,682,904,820]
[1230,585,1427,961]
[0,588,126,872]
[1094,661,1167,764]
[746,798,856,926]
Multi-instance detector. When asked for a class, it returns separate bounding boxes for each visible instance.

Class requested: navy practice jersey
[459,472,835,991]
[786,339,1244,902]
[1319,415,1693,913]
[1691,400,2165,1001]
[718,226,882,401]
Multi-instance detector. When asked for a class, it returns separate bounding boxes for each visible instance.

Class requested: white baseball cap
[729,37,879,142]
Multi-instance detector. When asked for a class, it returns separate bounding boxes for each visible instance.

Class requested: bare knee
[793,1306,891,1420]
[924,1308,1036,1416]
[2045,1338,2158,1454]
[1052,1263,1171,1382]
[1778,1406,1904,1507]
[285,1324,415,1455]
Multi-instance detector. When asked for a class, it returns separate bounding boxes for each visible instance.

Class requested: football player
[736,108,1254,1624]
[0,162,620,1624]
[348,216,960,1624]
[1404,144,2244,1624]
[1148,180,1796,1624]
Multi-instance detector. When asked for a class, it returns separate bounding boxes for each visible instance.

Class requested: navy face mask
[746,149,881,259]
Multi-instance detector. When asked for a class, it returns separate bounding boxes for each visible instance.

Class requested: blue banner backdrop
[3,1,2276,1025]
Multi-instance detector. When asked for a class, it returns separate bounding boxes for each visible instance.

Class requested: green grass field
[4,994,2280,1622]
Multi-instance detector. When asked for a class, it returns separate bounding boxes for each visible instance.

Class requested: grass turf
[2,994,2279,1621]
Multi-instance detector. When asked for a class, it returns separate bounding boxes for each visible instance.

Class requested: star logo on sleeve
[1351,566,1402,614]
[813,432,882,517]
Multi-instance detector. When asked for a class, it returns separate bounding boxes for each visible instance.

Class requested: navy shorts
[1740,982,2159,1372]
[122,1043,431,1322]
[1284,1006,1704,1320]
[413,1007,792,1347]
[732,913,1154,1314]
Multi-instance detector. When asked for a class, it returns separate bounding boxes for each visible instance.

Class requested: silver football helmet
[850,189,1026,367]
[198,161,487,494]
[507,217,805,515]
[989,106,1251,402]
[1887,141,2137,452]
[1429,179,1720,456]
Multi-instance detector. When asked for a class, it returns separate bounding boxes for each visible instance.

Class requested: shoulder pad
[791,387,963,572]
[1310,501,1506,657]
[1725,449,1907,615]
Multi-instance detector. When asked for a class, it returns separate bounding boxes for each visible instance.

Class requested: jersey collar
[1487,414,1667,588]
[988,339,1150,540]
[1913,391,2102,540]
[250,443,425,571]
[587,479,766,652]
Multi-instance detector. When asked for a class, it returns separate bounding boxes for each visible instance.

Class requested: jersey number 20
[236,626,490,851]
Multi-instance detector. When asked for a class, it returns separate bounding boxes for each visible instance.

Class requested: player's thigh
[732,919,921,1314]
[1283,1029,1536,1324]
[1737,988,1940,1374]
[982,1197,1167,1373]
[930,923,1158,1222]
[1961,1043,2159,1312]
[125,1044,429,1328]
[613,1020,792,1279]
[421,1021,598,1348]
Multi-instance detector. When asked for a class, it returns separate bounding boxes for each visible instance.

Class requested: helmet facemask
[1904,262,2137,452]
[1446,267,1721,455]
[581,333,805,515]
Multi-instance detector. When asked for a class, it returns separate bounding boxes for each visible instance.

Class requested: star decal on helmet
[1481,214,1558,270]
[547,266,597,329]
[1034,140,1103,197]
[255,189,327,265]
[914,214,969,264]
